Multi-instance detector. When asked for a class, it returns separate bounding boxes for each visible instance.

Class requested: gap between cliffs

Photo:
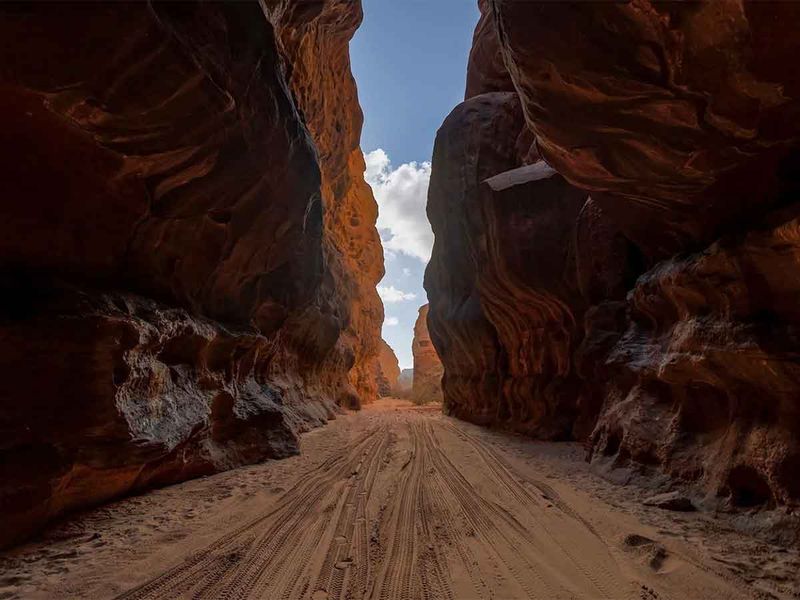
[0,6,799,597]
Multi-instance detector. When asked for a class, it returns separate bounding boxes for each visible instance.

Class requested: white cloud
[384,316,399,326]
[402,267,411,277]
[364,149,433,263]
[377,285,417,303]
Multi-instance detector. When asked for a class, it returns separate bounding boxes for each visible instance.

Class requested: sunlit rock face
[373,340,401,397]
[428,0,800,507]
[0,0,381,547]
[268,0,385,406]
[411,305,444,405]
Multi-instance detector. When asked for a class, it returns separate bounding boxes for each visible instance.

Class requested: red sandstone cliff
[411,305,444,405]
[373,339,401,397]
[0,0,381,548]
[268,0,385,406]
[426,0,800,509]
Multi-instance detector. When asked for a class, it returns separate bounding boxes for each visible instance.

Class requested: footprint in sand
[623,534,676,572]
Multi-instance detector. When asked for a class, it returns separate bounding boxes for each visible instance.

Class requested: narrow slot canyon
[1,1,800,599]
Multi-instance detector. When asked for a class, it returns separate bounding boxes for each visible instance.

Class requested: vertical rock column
[373,340,401,397]
[269,0,385,407]
[411,305,444,405]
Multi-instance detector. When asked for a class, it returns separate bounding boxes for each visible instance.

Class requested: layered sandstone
[411,305,444,405]
[425,93,633,437]
[0,0,381,547]
[427,0,800,508]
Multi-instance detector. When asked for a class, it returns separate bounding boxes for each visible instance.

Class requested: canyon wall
[268,0,385,405]
[373,339,401,397]
[0,0,381,547]
[411,305,444,404]
[426,0,800,508]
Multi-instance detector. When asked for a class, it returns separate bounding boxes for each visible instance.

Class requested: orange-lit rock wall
[0,0,382,547]
[411,305,444,405]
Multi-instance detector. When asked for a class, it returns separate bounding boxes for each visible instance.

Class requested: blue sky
[352,0,479,368]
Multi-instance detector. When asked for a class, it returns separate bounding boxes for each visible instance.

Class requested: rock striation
[411,305,444,404]
[427,0,800,509]
[0,0,382,547]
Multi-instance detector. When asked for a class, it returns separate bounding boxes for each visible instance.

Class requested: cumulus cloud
[377,285,418,303]
[384,316,399,326]
[364,149,433,263]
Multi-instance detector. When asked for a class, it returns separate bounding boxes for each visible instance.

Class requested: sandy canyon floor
[1,399,798,600]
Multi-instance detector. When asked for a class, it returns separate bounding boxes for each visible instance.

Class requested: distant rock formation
[411,305,444,404]
[373,339,401,397]
[0,0,382,548]
[426,0,800,509]
[396,369,414,397]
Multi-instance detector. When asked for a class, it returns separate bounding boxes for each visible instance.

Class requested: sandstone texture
[426,0,800,509]
[0,0,381,547]
[411,305,444,404]
[373,339,401,397]
[268,0,385,405]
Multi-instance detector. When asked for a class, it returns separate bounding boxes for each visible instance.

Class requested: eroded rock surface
[373,339,401,397]
[268,0,385,405]
[493,0,800,259]
[411,305,444,405]
[426,0,800,509]
[426,92,634,437]
[0,0,381,547]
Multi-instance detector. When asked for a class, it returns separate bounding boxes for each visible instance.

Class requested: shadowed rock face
[427,0,800,507]
[590,216,800,508]
[411,305,444,405]
[493,0,800,259]
[425,93,634,437]
[465,0,515,99]
[0,0,381,547]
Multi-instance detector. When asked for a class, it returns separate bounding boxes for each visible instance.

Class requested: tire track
[116,426,387,600]
[367,420,425,600]
[4,400,756,600]
[420,421,552,600]
[116,406,637,600]
[438,421,626,599]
